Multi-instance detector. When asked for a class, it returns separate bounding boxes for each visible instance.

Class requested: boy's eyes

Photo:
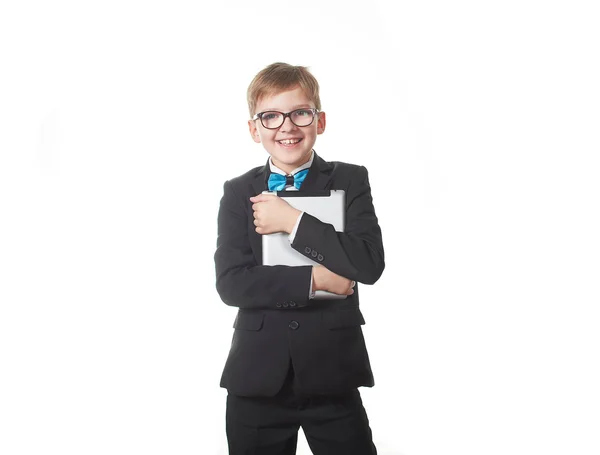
[262,112,280,120]
[292,109,312,117]
[261,109,311,120]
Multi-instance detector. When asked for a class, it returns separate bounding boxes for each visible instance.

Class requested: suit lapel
[249,162,270,263]
[251,160,270,196]
[298,151,334,191]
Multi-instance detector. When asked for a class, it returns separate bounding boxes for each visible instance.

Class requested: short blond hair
[247,62,321,118]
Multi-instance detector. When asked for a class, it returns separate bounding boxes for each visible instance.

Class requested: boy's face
[248,86,326,174]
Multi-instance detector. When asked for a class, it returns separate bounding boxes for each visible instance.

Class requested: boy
[214,62,385,455]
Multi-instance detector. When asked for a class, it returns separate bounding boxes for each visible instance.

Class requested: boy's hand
[312,266,355,296]
[250,193,302,235]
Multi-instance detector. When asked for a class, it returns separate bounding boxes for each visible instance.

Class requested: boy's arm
[291,165,385,285]
[214,179,314,309]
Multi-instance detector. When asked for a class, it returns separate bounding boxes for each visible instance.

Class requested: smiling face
[248,86,326,174]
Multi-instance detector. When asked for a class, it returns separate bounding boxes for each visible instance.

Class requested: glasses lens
[261,111,283,129]
[291,109,315,127]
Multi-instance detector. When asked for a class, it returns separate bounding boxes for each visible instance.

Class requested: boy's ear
[248,119,261,143]
[317,111,326,135]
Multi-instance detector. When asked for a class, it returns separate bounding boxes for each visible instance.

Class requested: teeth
[279,139,300,145]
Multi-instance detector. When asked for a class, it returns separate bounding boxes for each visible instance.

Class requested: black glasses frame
[252,108,319,129]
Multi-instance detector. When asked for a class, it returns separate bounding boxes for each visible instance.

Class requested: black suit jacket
[214,152,385,397]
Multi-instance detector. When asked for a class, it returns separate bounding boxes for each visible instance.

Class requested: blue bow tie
[267,169,309,191]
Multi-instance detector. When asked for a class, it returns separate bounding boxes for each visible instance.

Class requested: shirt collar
[269,150,315,175]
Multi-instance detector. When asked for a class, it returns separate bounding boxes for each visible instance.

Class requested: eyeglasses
[252,108,319,129]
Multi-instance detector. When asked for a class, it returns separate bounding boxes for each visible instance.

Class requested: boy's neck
[270,150,314,175]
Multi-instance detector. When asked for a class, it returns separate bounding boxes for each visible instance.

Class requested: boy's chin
[271,148,308,161]
[269,149,311,171]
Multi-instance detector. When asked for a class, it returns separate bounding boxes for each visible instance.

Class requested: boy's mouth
[277,138,302,146]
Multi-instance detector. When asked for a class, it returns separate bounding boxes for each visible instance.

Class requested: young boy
[214,62,385,455]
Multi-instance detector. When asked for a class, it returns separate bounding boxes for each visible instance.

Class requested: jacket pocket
[233,311,265,331]
[323,308,365,330]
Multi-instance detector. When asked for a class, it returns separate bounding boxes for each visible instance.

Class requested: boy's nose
[279,115,298,132]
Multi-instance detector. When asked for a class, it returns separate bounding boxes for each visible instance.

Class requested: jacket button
[276,302,282,308]
[304,246,311,254]
[317,254,323,261]
[289,320,299,330]
[282,302,289,308]
[289,301,296,307]
[311,250,318,258]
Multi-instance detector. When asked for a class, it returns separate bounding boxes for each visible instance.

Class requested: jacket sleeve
[214,179,314,309]
[291,165,385,285]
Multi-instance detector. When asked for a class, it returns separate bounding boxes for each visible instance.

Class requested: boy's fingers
[250,194,275,202]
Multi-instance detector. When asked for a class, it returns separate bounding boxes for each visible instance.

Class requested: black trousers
[226,363,377,455]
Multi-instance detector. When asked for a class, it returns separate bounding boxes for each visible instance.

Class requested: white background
[1,1,599,454]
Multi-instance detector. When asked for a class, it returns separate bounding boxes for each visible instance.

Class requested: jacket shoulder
[327,160,370,184]
[222,165,262,191]
[329,160,365,173]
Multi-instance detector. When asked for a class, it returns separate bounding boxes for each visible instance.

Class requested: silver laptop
[262,190,347,299]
